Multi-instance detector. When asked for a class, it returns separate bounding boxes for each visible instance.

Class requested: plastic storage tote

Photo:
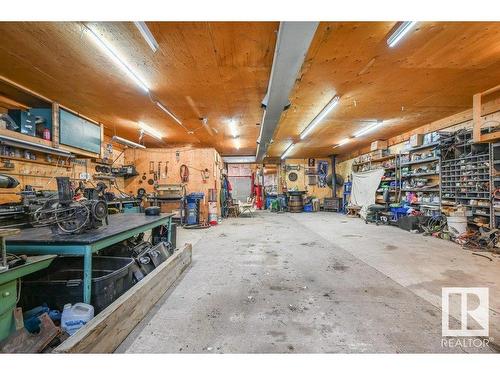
[20,256,134,314]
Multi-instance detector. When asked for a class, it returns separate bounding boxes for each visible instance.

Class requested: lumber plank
[54,243,192,353]
[0,313,60,353]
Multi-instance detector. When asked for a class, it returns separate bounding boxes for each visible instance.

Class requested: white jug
[61,303,94,335]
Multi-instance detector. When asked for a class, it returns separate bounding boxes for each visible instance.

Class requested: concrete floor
[117,211,499,353]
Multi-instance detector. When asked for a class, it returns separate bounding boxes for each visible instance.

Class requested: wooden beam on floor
[54,243,192,353]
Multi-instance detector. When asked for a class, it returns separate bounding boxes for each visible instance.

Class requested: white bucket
[447,215,467,235]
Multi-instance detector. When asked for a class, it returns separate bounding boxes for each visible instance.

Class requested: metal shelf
[406,142,440,152]
[401,171,439,178]
[401,188,440,192]
[400,157,440,167]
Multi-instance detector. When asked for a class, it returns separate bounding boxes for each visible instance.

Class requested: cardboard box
[409,134,424,147]
[370,140,388,151]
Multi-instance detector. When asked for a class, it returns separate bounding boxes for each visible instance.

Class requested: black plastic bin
[20,256,134,314]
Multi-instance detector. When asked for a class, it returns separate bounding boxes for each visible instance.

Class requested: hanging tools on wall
[163,162,169,179]
[201,168,210,183]
[157,162,162,181]
[149,161,155,174]
[180,164,189,183]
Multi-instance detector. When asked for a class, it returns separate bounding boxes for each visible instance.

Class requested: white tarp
[349,168,385,219]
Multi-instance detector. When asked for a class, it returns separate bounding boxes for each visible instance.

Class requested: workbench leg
[83,247,92,305]
[167,217,172,244]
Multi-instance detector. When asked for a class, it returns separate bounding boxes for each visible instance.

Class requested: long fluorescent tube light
[281,143,295,160]
[222,156,256,163]
[0,135,73,157]
[354,121,384,138]
[112,135,146,149]
[139,122,163,140]
[134,22,159,53]
[387,21,418,48]
[332,138,350,149]
[86,26,149,93]
[156,101,182,125]
[300,95,340,140]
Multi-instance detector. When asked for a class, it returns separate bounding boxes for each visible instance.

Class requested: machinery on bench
[149,183,186,223]
[0,176,108,233]
[31,177,109,235]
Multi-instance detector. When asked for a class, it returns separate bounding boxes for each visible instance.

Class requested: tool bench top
[6,213,173,246]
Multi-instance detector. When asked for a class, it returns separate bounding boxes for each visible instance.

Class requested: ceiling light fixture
[139,121,163,140]
[112,135,146,149]
[300,95,340,140]
[229,119,238,138]
[332,138,350,149]
[156,101,182,125]
[354,120,384,138]
[235,138,241,150]
[387,21,418,48]
[86,26,149,93]
[281,143,295,160]
[134,22,159,53]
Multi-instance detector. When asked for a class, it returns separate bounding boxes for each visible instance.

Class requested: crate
[20,256,134,314]
[410,134,424,147]
[323,197,341,212]
[370,140,388,151]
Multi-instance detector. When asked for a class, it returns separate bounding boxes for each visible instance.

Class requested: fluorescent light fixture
[333,138,350,149]
[0,134,73,157]
[354,120,384,138]
[156,101,182,125]
[281,143,295,160]
[134,22,159,53]
[86,26,149,93]
[139,122,163,140]
[222,156,256,163]
[300,95,340,140]
[112,135,146,149]
[234,138,241,150]
[228,119,238,138]
[387,21,418,48]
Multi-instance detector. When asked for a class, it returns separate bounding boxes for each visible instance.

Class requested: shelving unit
[352,154,397,204]
[398,142,441,208]
[440,129,492,228]
[491,142,500,229]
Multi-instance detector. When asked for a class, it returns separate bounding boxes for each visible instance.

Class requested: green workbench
[5,213,173,305]
[0,255,56,342]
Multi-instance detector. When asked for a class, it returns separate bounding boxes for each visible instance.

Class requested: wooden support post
[54,243,192,353]
[331,154,337,198]
[100,123,104,159]
[51,102,60,148]
[473,93,482,143]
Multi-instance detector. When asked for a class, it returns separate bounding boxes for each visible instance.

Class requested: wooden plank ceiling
[0,22,278,154]
[268,22,500,158]
[0,22,499,157]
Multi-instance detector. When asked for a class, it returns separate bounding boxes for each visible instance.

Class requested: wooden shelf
[1,155,72,169]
